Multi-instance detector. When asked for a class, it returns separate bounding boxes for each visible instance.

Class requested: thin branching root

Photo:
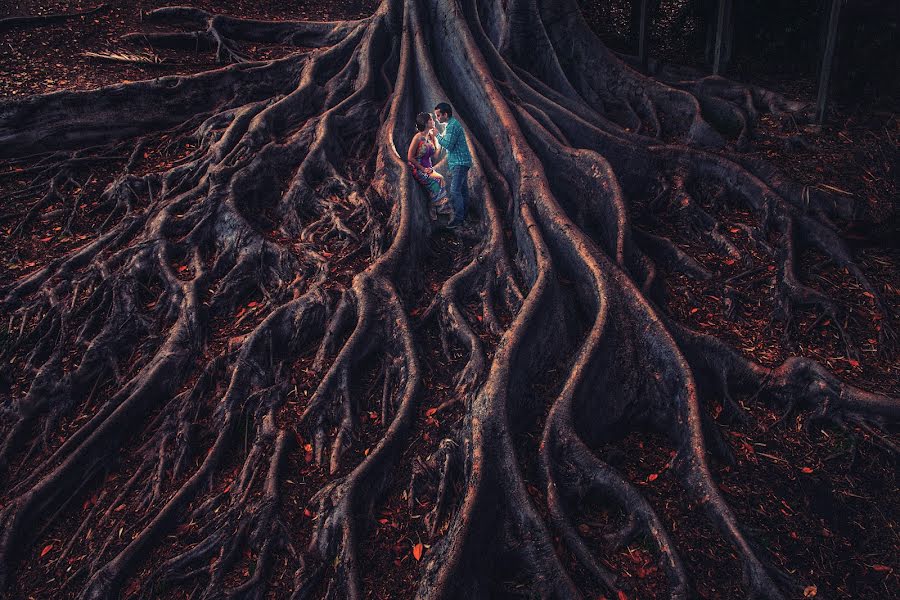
[0,0,896,598]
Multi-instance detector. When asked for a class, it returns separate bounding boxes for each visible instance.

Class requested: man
[434,102,472,227]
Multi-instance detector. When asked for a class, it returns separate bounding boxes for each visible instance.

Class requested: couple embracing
[406,102,471,228]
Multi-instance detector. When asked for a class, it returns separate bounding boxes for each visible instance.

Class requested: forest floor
[1,1,897,599]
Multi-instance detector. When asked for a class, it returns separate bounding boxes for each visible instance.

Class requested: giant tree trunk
[0,0,896,599]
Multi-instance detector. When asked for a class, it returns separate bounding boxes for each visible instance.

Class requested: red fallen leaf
[303,508,312,518]
[123,578,141,596]
[115,503,126,511]
[800,467,814,474]
[848,359,860,368]
[690,308,699,314]
[40,544,53,558]
[222,483,232,494]
[378,518,389,524]
[176,523,193,535]
[872,564,892,572]
[412,542,424,561]
[39,236,53,242]
[617,591,629,600]
[767,265,776,271]
[862,291,874,299]
[636,565,657,578]
[729,227,740,233]
[235,308,246,319]
[177,265,188,272]
[647,473,658,482]
[425,408,438,417]
[320,251,333,258]
[475,315,483,322]
[247,301,258,308]
[723,259,736,266]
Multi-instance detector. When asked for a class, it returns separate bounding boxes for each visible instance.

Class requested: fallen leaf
[40,544,53,558]
[412,542,424,561]
[872,564,892,572]
[800,467,813,474]
[647,473,658,482]
[426,408,438,417]
[804,585,817,597]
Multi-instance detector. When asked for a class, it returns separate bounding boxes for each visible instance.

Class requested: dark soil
[0,2,897,599]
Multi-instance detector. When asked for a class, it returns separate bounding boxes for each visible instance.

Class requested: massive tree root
[0,0,896,598]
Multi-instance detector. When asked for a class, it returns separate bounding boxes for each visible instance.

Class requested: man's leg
[449,166,466,225]
[458,166,470,222]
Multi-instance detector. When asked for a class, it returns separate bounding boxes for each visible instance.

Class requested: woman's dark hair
[415,112,433,132]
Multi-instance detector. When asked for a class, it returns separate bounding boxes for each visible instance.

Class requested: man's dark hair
[434,102,452,117]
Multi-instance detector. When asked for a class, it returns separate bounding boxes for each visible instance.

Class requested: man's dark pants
[449,165,470,225]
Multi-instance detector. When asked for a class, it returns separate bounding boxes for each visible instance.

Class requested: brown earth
[0,2,897,599]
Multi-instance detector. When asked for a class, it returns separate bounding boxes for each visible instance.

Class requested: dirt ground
[1,2,897,599]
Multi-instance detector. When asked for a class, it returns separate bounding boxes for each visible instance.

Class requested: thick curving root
[0,0,896,598]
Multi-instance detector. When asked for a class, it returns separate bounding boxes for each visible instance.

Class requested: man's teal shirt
[437,117,473,169]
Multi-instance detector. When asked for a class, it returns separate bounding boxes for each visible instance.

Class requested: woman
[407,112,454,223]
